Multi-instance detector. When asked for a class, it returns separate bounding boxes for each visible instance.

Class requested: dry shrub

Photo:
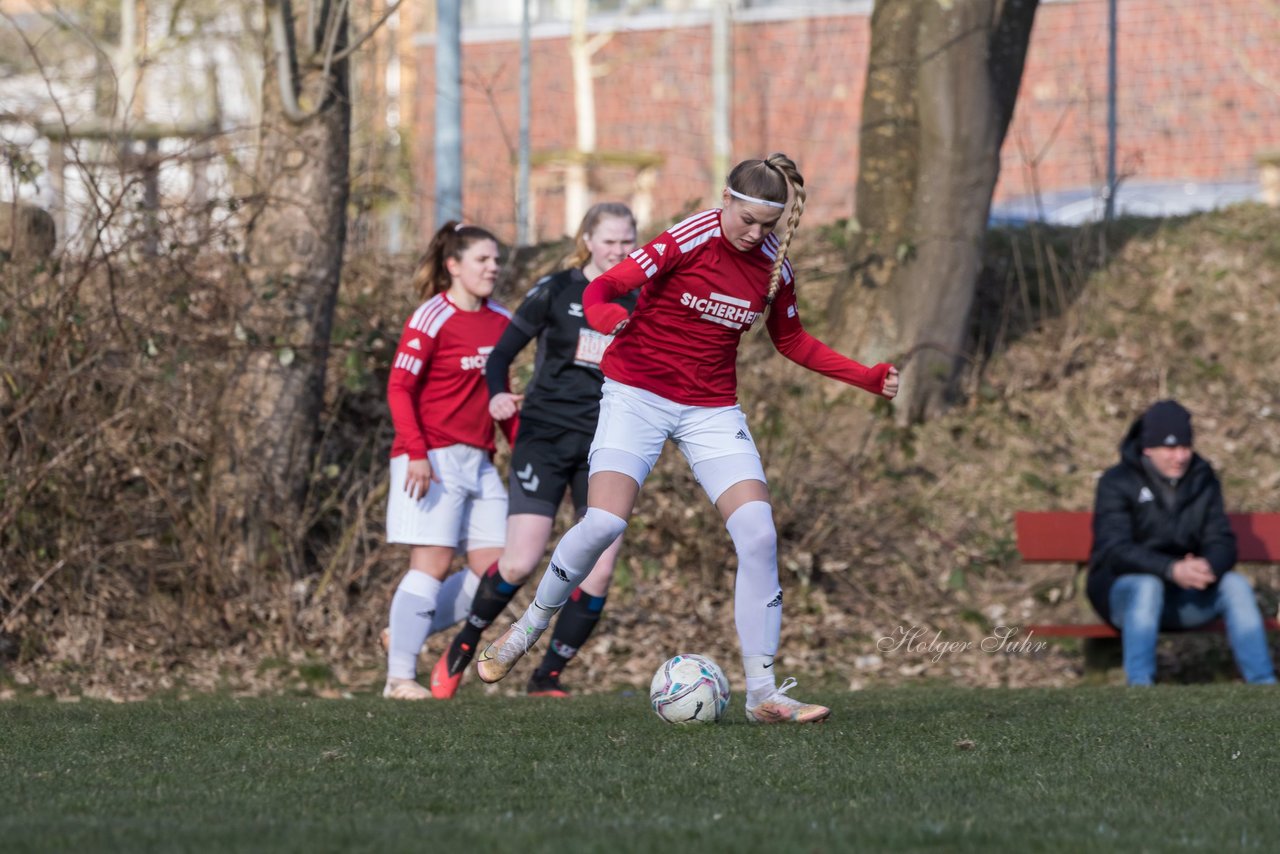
[4,204,1279,699]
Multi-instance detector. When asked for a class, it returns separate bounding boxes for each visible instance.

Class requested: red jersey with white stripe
[583,208,890,406]
[387,292,513,459]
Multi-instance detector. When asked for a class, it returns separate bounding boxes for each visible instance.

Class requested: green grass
[2,686,1279,852]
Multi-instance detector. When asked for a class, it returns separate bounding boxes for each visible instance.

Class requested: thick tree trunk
[829,0,1037,423]
[215,0,350,575]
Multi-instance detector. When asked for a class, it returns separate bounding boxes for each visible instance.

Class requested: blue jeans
[1109,571,1277,686]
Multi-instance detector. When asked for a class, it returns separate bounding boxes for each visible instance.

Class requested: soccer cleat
[526,670,570,698]
[744,677,831,724]
[429,643,472,700]
[382,677,432,701]
[475,621,544,683]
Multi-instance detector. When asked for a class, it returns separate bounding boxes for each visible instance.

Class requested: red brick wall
[412,1,1280,242]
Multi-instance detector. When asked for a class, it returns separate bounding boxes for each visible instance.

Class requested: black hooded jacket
[1086,416,1236,626]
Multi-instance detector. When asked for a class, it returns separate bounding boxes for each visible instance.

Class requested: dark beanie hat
[1141,400,1193,448]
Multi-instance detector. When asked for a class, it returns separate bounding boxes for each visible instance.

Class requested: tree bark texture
[215,0,351,575]
[829,0,1037,423]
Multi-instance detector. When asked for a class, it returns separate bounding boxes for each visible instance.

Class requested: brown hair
[726,152,806,304]
[410,221,499,299]
[566,202,637,269]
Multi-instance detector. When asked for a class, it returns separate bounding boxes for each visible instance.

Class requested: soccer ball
[648,653,731,724]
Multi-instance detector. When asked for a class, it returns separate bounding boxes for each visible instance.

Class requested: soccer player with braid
[429,203,640,699]
[382,221,516,701]
[475,154,899,723]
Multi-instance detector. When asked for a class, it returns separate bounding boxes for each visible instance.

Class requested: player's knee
[725,501,776,562]
[578,507,628,550]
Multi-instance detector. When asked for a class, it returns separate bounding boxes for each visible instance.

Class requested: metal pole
[517,0,532,245]
[711,0,732,196]
[435,0,463,227]
[1104,0,1117,221]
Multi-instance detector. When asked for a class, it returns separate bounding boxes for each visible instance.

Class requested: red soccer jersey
[583,208,890,406]
[387,293,514,459]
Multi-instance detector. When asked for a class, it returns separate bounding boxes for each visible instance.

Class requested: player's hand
[881,366,900,400]
[585,302,630,335]
[405,457,439,500]
[1171,554,1215,590]
[489,392,524,421]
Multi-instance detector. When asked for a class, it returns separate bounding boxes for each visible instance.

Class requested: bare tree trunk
[214,0,351,575]
[829,0,1038,423]
[565,0,596,236]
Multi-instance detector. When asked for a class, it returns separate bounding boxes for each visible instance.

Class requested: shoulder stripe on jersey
[409,295,446,335]
[678,227,720,254]
[628,247,658,278]
[485,300,512,319]
[408,295,444,330]
[760,235,795,285]
[669,209,720,240]
[410,296,456,338]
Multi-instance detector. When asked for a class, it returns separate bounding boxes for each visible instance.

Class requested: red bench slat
[1016,511,1280,639]
[1015,511,1280,564]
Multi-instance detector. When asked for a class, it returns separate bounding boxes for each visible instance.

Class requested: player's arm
[387,320,434,460]
[486,279,552,420]
[583,233,682,333]
[765,275,895,398]
[1198,477,1237,577]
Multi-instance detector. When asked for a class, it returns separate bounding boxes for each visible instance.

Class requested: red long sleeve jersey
[584,208,890,406]
[386,293,513,459]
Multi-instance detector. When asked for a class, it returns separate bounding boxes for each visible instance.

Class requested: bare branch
[266,0,324,122]
[327,0,404,66]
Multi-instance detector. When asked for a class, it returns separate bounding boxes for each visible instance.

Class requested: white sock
[532,508,627,611]
[519,598,561,632]
[387,571,441,679]
[726,501,781,703]
[428,567,479,636]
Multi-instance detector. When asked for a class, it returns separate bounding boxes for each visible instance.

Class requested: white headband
[726,187,785,209]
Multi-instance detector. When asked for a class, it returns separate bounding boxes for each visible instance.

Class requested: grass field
[2,684,1278,852]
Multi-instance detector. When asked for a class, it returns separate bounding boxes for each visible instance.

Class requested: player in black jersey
[429,202,639,698]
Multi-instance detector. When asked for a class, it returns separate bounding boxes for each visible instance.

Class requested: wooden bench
[1015,511,1280,638]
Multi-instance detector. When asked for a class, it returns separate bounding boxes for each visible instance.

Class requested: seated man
[1087,399,1276,685]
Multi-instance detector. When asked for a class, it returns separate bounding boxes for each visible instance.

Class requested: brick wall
[412,1,1280,242]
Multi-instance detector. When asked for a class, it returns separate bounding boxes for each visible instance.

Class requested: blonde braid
[764,153,806,305]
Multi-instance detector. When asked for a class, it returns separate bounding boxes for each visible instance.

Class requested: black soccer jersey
[486,267,638,435]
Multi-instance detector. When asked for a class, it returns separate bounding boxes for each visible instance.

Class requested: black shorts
[507,419,594,517]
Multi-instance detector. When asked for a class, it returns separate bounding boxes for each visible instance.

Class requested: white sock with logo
[387,571,441,680]
[429,567,479,636]
[726,501,782,705]
[744,655,778,706]
[530,507,627,618]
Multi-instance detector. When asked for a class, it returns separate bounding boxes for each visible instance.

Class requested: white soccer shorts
[385,445,507,549]
[588,379,767,504]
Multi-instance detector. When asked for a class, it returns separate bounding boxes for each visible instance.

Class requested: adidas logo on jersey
[1138,486,1154,503]
[407,337,422,350]
[653,242,666,255]
[735,429,750,441]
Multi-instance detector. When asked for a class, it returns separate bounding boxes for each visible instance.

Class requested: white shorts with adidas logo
[588,379,767,504]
